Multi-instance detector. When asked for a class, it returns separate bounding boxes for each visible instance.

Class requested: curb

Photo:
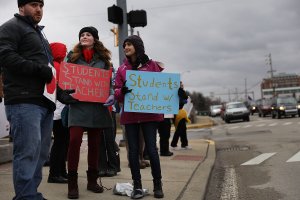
[180,140,216,200]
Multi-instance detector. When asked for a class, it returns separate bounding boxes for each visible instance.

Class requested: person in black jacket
[0,1,77,199]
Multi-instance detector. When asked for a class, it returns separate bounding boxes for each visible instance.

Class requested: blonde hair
[70,39,111,68]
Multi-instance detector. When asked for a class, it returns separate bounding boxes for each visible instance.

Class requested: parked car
[257,98,273,117]
[224,102,250,123]
[271,96,298,119]
[209,105,222,117]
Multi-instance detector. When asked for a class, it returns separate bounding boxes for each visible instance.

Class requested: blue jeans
[5,104,53,200]
[125,122,162,181]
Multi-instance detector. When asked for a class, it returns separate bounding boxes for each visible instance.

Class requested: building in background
[261,73,300,100]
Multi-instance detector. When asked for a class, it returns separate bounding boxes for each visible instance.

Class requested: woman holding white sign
[114,35,164,199]
[65,26,115,199]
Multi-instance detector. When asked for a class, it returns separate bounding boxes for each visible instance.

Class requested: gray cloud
[1,0,299,101]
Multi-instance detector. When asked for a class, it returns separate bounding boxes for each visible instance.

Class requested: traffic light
[110,27,119,47]
[127,10,147,28]
[107,5,123,24]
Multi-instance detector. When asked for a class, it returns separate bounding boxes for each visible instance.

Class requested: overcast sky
[1,0,300,101]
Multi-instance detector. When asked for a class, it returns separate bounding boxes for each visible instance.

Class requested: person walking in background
[171,81,192,150]
[66,26,115,199]
[47,42,69,184]
[158,114,174,156]
[0,1,77,199]
[114,35,164,199]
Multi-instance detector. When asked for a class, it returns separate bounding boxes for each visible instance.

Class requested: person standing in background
[158,114,174,156]
[0,1,77,199]
[47,42,69,184]
[66,26,115,199]
[171,81,192,150]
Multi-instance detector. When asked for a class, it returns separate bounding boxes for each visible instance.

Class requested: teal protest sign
[124,70,180,114]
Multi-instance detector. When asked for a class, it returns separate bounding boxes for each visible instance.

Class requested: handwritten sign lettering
[124,70,180,114]
[58,62,112,103]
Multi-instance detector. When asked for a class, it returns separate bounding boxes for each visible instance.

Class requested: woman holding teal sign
[114,35,164,199]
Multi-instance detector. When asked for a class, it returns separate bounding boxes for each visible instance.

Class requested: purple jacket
[115,59,164,125]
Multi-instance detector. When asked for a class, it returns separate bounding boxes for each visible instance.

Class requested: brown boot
[86,170,104,193]
[68,172,79,199]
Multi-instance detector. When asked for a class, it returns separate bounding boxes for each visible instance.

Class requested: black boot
[68,171,79,199]
[86,170,104,193]
[131,180,144,199]
[153,179,164,198]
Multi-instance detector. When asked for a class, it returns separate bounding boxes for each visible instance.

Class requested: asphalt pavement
[0,116,216,200]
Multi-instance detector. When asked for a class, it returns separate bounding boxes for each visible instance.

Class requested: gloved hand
[57,87,79,105]
[178,87,188,99]
[121,80,132,95]
[65,89,76,95]
[103,95,115,106]
[39,66,53,84]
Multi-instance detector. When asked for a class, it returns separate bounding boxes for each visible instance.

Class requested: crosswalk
[241,150,300,166]
[211,120,300,131]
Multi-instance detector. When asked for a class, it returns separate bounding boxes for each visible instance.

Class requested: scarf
[82,48,94,63]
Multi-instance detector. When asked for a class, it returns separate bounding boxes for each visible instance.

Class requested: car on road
[257,98,273,117]
[224,101,250,123]
[271,96,298,119]
[247,101,257,115]
[209,105,222,117]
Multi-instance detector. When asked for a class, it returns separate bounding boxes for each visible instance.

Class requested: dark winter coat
[0,14,56,110]
[66,52,113,128]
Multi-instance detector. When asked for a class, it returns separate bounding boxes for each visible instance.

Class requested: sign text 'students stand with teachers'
[124,70,180,114]
[58,62,112,103]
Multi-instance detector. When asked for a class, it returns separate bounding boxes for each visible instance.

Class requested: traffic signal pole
[116,0,128,66]
[116,0,128,147]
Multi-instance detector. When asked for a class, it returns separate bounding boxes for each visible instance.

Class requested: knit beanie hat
[123,35,145,57]
[18,0,44,7]
[78,26,99,40]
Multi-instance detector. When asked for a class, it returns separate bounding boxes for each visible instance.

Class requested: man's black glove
[57,86,79,104]
[121,80,132,95]
[39,66,53,83]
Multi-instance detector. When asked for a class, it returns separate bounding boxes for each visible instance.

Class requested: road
[188,114,300,200]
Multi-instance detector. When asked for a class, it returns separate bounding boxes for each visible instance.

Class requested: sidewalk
[0,116,216,200]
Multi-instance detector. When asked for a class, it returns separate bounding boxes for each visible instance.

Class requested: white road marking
[243,125,252,128]
[283,122,292,125]
[241,153,277,165]
[220,167,239,200]
[269,123,277,126]
[286,151,300,162]
[256,123,266,127]
[228,126,240,130]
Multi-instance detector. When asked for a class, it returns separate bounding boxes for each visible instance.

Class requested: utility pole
[116,0,128,66]
[244,78,247,101]
[266,53,276,96]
